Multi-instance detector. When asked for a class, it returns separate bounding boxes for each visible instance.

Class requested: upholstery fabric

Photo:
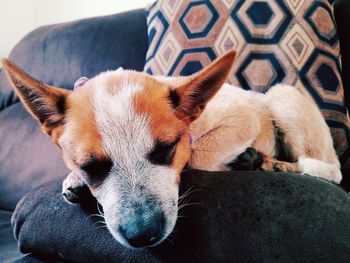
[144,0,350,168]
[0,210,26,262]
[0,103,68,211]
[12,171,350,262]
[0,9,148,112]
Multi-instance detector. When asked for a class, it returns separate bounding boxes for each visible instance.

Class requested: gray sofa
[1,3,350,262]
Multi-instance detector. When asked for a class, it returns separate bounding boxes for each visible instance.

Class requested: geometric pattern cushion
[144,0,350,169]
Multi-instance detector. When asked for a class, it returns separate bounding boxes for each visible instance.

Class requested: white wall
[0,0,152,59]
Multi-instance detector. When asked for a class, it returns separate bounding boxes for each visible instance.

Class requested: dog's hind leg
[227,147,263,170]
[265,84,342,183]
[189,105,262,171]
[261,155,299,173]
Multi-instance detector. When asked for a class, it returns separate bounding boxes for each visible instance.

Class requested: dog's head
[1,50,236,248]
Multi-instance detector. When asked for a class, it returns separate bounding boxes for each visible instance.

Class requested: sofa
[1,1,350,262]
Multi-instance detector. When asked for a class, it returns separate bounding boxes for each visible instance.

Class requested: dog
[1,49,341,249]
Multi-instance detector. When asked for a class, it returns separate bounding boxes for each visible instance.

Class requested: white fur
[89,71,178,248]
[298,157,342,183]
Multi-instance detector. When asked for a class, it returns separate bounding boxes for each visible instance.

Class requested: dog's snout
[119,213,164,248]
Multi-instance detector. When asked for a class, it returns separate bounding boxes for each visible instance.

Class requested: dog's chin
[105,213,178,249]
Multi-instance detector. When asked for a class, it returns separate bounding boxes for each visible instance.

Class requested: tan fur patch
[65,88,106,164]
[44,125,65,147]
[133,76,191,181]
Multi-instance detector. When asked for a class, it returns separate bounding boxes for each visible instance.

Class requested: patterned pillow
[144,0,350,169]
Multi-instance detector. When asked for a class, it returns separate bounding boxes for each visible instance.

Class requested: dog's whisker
[166,236,175,245]
[178,186,194,200]
[178,194,192,205]
[179,187,202,199]
[93,223,107,228]
[94,225,108,230]
[96,202,104,216]
[93,221,106,226]
[178,187,202,206]
[88,214,105,219]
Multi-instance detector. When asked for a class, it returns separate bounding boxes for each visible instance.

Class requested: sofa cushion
[0,103,68,211]
[144,0,350,171]
[11,171,350,262]
[0,9,148,112]
[0,210,25,262]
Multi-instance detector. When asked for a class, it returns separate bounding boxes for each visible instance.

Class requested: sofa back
[0,8,148,111]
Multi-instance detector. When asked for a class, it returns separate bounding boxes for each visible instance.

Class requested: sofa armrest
[11,171,350,262]
[0,8,148,111]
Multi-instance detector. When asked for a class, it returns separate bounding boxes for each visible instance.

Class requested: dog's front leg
[62,171,89,204]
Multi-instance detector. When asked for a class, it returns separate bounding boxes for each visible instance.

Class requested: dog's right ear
[1,59,70,143]
[171,49,236,123]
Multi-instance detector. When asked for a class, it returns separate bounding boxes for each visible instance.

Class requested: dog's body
[1,50,341,249]
[186,83,341,182]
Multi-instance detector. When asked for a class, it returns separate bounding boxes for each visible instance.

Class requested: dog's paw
[227,147,263,171]
[62,172,89,204]
[298,158,342,184]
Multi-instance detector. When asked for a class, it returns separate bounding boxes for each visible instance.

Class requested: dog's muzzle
[118,212,165,248]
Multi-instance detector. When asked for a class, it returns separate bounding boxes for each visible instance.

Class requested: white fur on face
[88,71,179,248]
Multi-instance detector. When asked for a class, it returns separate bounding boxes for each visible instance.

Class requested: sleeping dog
[1,50,341,249]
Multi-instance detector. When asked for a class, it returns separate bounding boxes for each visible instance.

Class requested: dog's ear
[1,59,70,143]
[172,49,236,122]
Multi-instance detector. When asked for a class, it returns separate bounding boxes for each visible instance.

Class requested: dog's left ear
[172,49,236,122]
[1,59,70,144]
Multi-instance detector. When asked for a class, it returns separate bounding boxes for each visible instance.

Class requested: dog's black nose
[119,213,164,248]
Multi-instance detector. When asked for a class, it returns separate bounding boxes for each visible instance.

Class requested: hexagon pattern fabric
[144,0,350,168]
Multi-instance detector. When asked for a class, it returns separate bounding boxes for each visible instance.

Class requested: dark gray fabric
[0,210,26,262]
[0,103,68,211]
[0,8,148,111]
[0,210,44,263]
[12,171,350,263]
[0,208,53,263]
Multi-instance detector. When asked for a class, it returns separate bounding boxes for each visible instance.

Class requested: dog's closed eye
[147,137,180,166]
[80,157,113,185]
